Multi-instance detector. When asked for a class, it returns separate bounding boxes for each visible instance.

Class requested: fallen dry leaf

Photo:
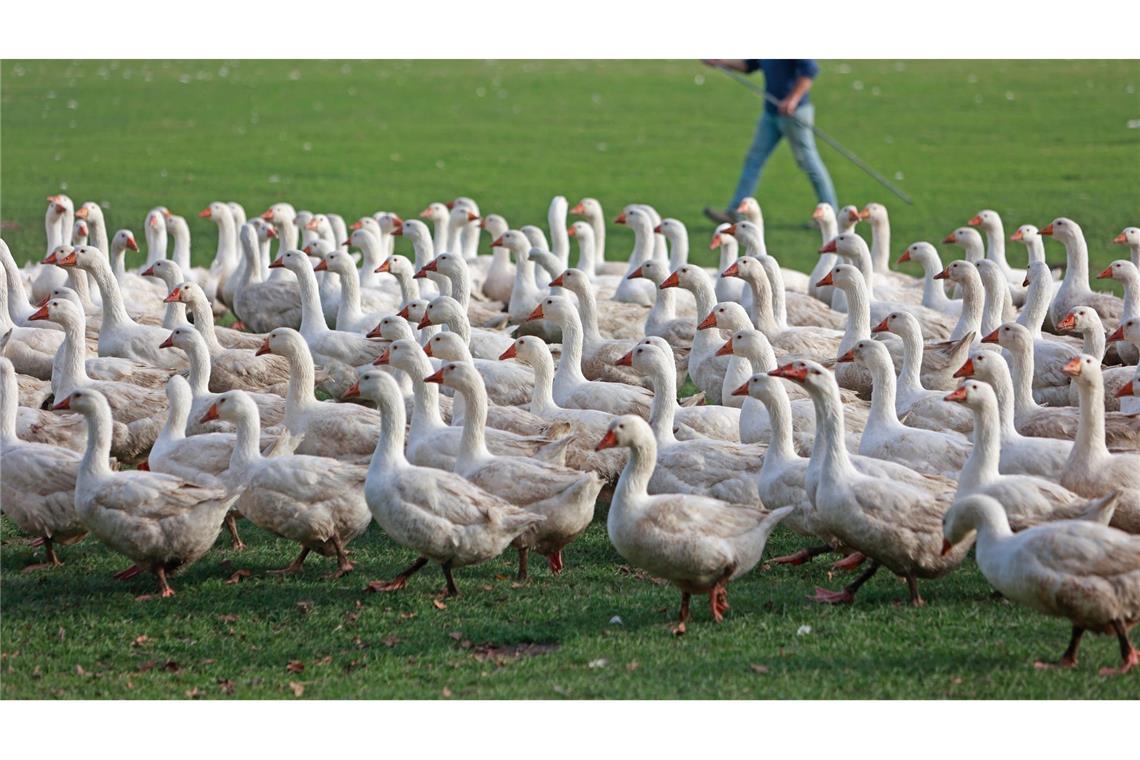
[286,661,305,674]
[162,660,181,673]
[750,663,769,675]
[296,600,314,615]
[288,681,304,698]
[448,631,463,641]
[626,661,639,672]
[131,635,151,648]
[137,660,158,673]
[218,614,239,624]
[382,635,400,648]
[315,656,333,666]
[185,687,203,699]
[441,686,453,698]
[217,678,235,695]
[432,598,447,610]
[399,611,416,620]
[74,664,87,676]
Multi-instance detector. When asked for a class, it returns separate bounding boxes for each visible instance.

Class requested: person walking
[702,59,839,224]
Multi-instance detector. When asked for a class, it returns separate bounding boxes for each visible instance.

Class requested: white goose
[205,390,371,578]
[427,361,602,579]
[967,210,1027,302]
[1097,258,1140,364]
[942,494,1140,674]
[1045,218,1123,326]
[598,414,792,634]
[627,258,696,348]
[1058,307,1132,410]
[231,223,302,334]
[354,368,543,597]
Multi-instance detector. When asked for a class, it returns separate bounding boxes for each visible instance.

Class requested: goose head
[260,203,296,224]
[269,249,313,275]
[1096,259,1137,283]
[525,294,575,326]
[1114,227,1140,247]
[423,360,481,395]
[942,227,984,259]
[46,194,73,220]
[482,214,509,240]
[617,206,654,237]
[1010,224,1039,245]
[349,368,403,407]
[568,220,593,242]
[164,280,210,308]
[249,217,276,243]
[815,262,863,292]
[1056,306,1102,336]
[981,321,1031,351]
[717,328,775,361]
[934,259,979,286]
[896,241,938,269]
[723,220,762,251]
[699,301,752,332]
[369,315,415,343]
[500,335,551,368]
[110,229,139,257]
[351,216,382,238]
[396,299,430,328]
[419,202,450,226]
[811,203,836,228]
[837,337,890,370]
[199,201,232,224]
[160,325,206,355]
[1106,317,1139,346]
[256,327,307,359]
[733,371,783,402]
[549,267,590,294]
[953,347,1002,382]
[824,232,871,264]
[871,310,920,339]
[421,252,466,280]
[58,244,110,273]
[721,254,766,284]
[1062,354,1102,387]
[73,201,100,222]
[1040,217,1082,244]
[423,331,472,362]
[201,389,258,426]
[967,209,1000,232]
[27,294,82,328]
[319,250,357,279]
[710,222,738,252]
[942,378,995,413]
[41,244,73,267]
[595,414,651,452]
[346,228,376,252]
[655,218,686,244]
[616,337,672,375]
[858,202,887,225]
[838,204,860,233]
[489,229,530,254]
[419,295,463,329]
[72,219,89,246]
[769,359,833,395]
[377,255,415,278]
[627,258,668,284]
[661,263,712,293]
[941,494,1005,555]
[373,212,403,235]
[374,338,424,372]
[735,197,763,224]
[570,198,601,218]
[52,386,110,419]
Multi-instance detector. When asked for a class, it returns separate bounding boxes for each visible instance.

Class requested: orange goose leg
[366,556,428,592]
[811,560,880,604]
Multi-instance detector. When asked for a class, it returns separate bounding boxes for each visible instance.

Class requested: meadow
[1,59,1138,699]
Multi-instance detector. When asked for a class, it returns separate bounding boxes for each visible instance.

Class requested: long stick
[716,66,914,205]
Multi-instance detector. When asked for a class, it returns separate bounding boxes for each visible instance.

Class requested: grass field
[2,60,1139,699]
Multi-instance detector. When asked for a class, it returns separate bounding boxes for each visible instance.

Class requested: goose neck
[1073,376,1109,461]
[554,317,588,386]
[896,327,924,394]
[645,361,679,444]
[1016,273,1049,336]
[839,280,872,349]
[575,285,603,343]
[951,274,984,341]
[1062,235,1090,288]
[53,315,92,397]
[761,383,797,463]
[613,437,655,505]
[293,263,330,338]
[959,398,1001,489]
[1006,344,1037,417]
[456,380,492,464]
[526,354,559,416]
[809,380,853,477]
[284,347,318,418]
[370,390,409,472]
[84,258,132,328]
[759,257,788,328]
[744,270,778,334]
[864,357,901,431]
[80,406,114,477]
[869,220,890,273]
[188,298,224,355]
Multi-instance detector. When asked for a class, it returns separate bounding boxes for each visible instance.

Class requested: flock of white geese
[2,193,1139,672]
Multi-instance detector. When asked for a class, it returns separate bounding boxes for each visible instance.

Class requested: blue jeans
[729,103,838,212]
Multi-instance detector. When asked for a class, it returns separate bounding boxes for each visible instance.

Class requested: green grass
[3,60,1139,699]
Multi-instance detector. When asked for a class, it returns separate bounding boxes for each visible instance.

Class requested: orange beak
[1113,232,1128,245]
[373,347,391,364]
[255,338,271,356]
[56,250,77,267]
[1106,325,1125,342]
[570,202,586,215]
[933,267,949,280]
[163,287,182,304]
[138,460,150,471]
[199,207,212,219]
[697,312,718,330]
[627,266,644,280]
[266,228,277,239]
[29,304,50,321]
[141,264,156,277]
[419,207,433,219]
[268,257,284,269]
[615,350,634,367]
[709,234,722,250]
[968,215,983,227]
[159,333,176,349]
[391,222,404,237]
[732,381,750,397]
[417,313,432,329]
[735,201,749,213]
[769,363,809,383]
[871,317,890,334]
[595,429,618,451]
[302,244,313,255]
[1096,265,1114,280]
[526,304,544,322]
[981,329,1000,344]
[953,358,975,379]
[940,538,954,557]
[304,219,320,231]
[614,213,627,225]
[550,273,565,287]
[836,348,856,364]
[1011,229,1024,242]
[375,258,391,274]
[446,201,455,210]
[943,386,969,403]
[350,220,363,230]
[1056,313,1077,332]
[396,305,411,320]
[52,395,71,411]
[819,238,838,254]
[342,381,361,400]
[1115,380,1134,399]
[815,271,834,287]
[1022,274,1030,287]
[660,271,680,289]
[467,211,479,223]
[1062,357,1082,378]
[260,209,274,221]
[715,338,734,357]
[896,250,911,264]
[722,223,737,236]
[1041,223,1054,236]
[942,232,957,244]
[567,226,577,237]
[423,368,445,385]
[653,224,663,234]
[491,235,504,247]
[41,251,57,265]
[846,208,860,223]
[313,259,328,272]
[74,206,89,219]
[499,343,518,361]
[200,403,220,423]
[721,261,740,278]
[858,208,871,220]
[422,341,434,358]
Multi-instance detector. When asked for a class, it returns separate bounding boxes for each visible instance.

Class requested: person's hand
[778,94,801,116]
[701,59,727,68]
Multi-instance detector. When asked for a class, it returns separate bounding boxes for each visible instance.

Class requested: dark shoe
[703,206,736,225]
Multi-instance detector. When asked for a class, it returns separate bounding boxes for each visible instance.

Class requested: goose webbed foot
[546,550,564,575]
[1098,621,1138,676]
[830,551,866,572]
[225,514,246,551]
[771,545,830,566]
[23,537,62,572]
[709,584,730,623]
[1035,627,1082,670]
[267,547,310,576]
[322,534,353,579]
[365,556,428,593]
[672,592,692,636]
[905,575,925,607]
[156,566,175,598]
[810,560,880,605]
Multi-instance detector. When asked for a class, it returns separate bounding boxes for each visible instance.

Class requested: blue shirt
[743,59,819,115]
